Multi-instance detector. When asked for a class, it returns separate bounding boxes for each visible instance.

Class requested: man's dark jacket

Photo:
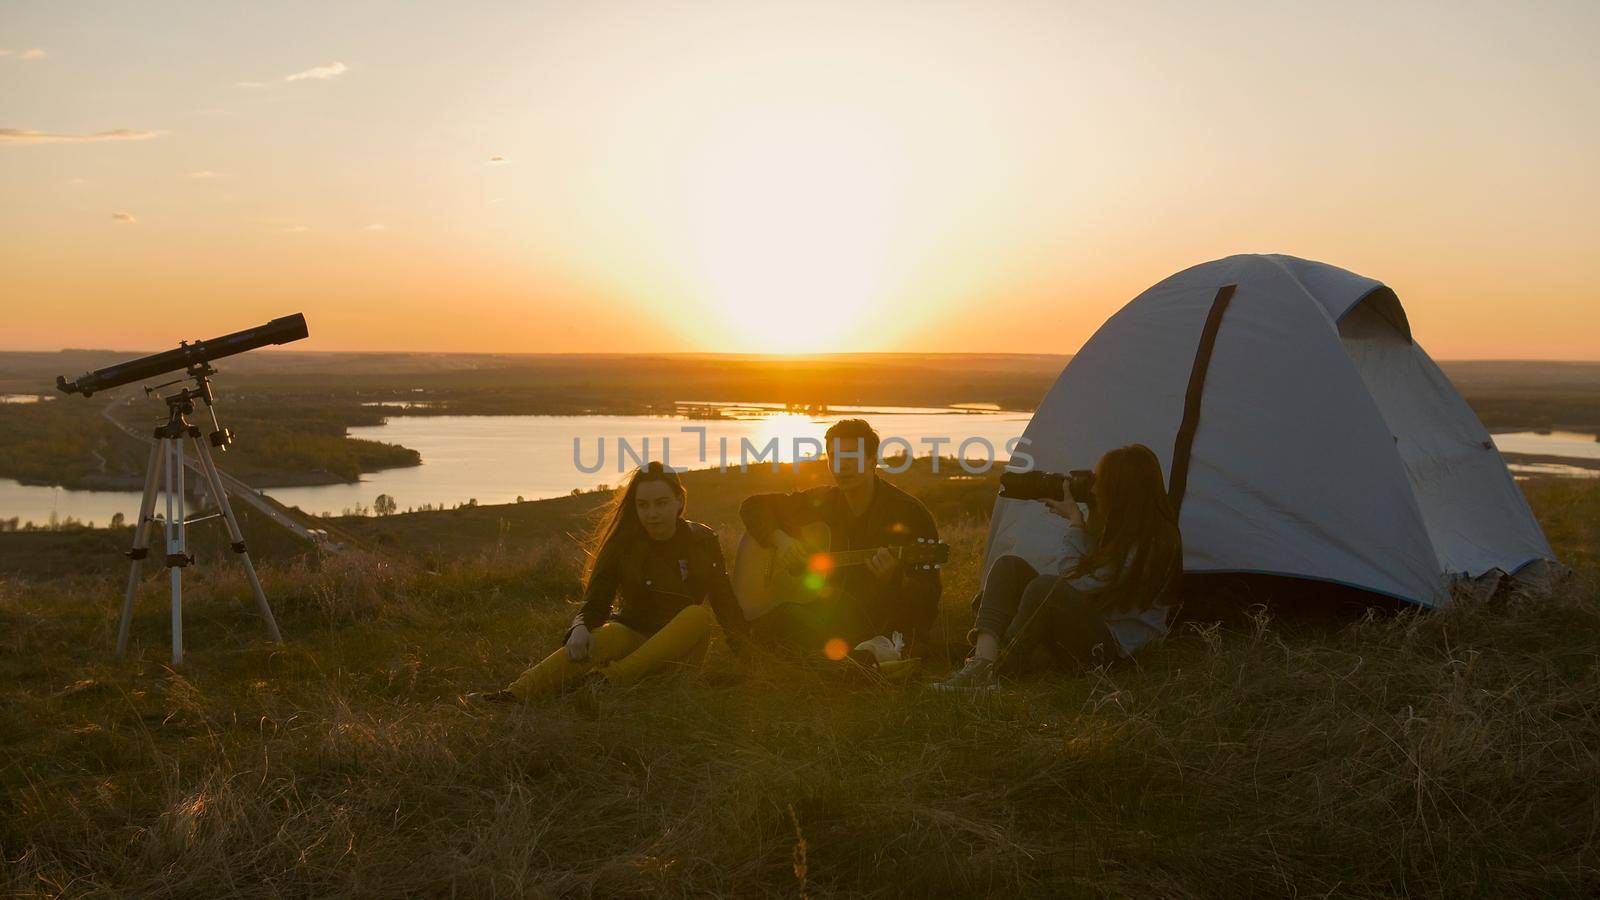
[738,477,942,639]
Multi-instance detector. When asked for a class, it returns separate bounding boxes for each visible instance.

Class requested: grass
[1,471,1597,897]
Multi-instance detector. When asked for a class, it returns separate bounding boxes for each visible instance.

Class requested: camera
[998,468,1096,506]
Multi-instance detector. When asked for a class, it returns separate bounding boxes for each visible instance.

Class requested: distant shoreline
[3,458,425,493]
[1497,452,1600,472]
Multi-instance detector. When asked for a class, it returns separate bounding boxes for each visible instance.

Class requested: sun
[750,412,824,461]
[681,108,905,353]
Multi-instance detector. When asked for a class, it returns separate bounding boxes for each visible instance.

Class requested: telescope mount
[117,362,283,664]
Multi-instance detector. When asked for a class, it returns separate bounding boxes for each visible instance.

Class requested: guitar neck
[817,546,905,568]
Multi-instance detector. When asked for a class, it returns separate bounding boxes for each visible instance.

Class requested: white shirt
[1056,524,1171,658]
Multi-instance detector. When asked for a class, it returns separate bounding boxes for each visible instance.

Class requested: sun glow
[682,109,906,353]
[4,5,1596,358]
[748,412,825,460]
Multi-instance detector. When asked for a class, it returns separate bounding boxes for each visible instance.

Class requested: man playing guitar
[737,418,943,658]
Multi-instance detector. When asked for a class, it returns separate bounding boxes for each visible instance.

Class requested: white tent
[983,254,1556,607]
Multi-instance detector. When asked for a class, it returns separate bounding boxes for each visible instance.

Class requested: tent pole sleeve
[1168,283,1237,513]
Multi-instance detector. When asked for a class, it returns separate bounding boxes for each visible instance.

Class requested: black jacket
[738,476,941,639]
[575,519,747,640]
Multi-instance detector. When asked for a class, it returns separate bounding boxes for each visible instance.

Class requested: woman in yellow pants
[470,461,748,702]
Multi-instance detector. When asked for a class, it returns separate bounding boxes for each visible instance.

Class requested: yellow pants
[506,604,713,700]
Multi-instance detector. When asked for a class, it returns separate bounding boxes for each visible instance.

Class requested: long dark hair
[1070,443,1182,612]
[583,461,686,584]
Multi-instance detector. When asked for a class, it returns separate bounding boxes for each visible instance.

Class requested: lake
[1,414,1593,526]
[0,406,1032,524]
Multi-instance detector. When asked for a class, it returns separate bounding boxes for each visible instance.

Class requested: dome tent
[983,254,1556,607]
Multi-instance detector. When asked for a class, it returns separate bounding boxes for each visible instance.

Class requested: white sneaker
[853,632,905,665]
[930,657,998,693]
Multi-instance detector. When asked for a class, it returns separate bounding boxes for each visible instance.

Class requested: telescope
[56,313,308,397]
[52,313,308,666]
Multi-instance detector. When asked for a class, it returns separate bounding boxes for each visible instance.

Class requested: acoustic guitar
[732,522,950,622]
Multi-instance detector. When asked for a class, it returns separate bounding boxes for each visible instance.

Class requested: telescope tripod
[116,370,283,665]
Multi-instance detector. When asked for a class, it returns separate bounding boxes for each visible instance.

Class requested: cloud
[364,223,387,231]
[0,48,48,60]
[488,155,507,163]
[237,61,347,89]
[282,225,309,233]
[111,212,137,224]
[68,177,86,185]
[0,128,159,146]
[285,62,347,82]
[189,170,225,179]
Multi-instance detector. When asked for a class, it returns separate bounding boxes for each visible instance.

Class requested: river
[1,410,1594,526]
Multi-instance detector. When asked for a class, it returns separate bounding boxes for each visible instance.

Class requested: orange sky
[4,1,1598,358]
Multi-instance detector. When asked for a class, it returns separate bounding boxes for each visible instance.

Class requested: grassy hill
[1,465,1596,897]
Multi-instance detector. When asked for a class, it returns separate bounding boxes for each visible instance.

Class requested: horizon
[5,2,1599,359]
[12,347,1600,366]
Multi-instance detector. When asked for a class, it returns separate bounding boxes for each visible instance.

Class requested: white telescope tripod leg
[167,437,188,666]
[116,440,164,659]
[190,434,283,644]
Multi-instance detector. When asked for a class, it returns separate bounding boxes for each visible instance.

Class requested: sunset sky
[3,1,1598,358]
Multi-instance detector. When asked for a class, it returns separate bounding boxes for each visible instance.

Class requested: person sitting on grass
[933,443,1182,692]
[738,418,942,665]
[468,461,747,703]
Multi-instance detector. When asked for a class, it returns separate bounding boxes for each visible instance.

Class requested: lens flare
[823,638,850,661]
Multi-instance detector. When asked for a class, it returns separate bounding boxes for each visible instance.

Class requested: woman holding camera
[469,461,747,703]
[934,443,1182,692]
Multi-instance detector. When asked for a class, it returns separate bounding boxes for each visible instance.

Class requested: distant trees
[0,397,422,491]
[1,515,91,531]
[0,400,133,488]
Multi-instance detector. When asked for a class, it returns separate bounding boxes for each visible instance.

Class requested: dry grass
[2,483,1598,897]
